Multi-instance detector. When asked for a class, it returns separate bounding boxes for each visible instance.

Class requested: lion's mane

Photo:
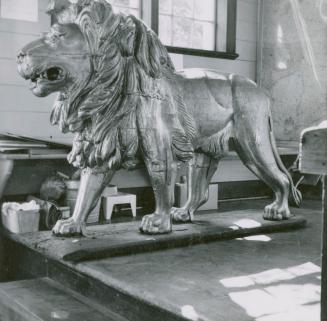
[50,0,195,169]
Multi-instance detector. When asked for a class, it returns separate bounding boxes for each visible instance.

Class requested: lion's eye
[52,31,65,39]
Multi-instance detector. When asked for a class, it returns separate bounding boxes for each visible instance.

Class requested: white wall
[257,0,327,142]
[0,0,73,144]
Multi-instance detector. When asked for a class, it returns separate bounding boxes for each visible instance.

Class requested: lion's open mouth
[30,67,65,87]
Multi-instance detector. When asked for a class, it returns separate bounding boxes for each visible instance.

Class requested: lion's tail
[268,115,302,207]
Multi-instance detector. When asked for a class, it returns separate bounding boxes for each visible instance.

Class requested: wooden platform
[0,278,128,321]
[4,209,307,263]
[1,201,316,321]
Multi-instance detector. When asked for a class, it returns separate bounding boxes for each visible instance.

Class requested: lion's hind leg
[171,154,219,222]
[232,78,291,220]
[235,139,291,221]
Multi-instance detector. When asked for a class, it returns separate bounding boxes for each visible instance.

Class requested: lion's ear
[131,18,174,78]
[116,16,136,57]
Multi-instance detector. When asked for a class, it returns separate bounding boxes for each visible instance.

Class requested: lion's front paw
[139,214,172,234]
[52,218,84,237]
[263,202,291,221]
[170,207,192,223]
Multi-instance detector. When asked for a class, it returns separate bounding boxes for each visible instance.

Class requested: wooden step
[0,277,128,321]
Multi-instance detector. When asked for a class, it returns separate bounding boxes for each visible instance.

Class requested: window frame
[151,0,238,60]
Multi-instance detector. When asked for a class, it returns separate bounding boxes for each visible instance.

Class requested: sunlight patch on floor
[229,283,320,319]
[181,305,200,321]
[219,261,321,321]
[256,303,320,321]
[287,262,321,277]
[236,235,272,242]
[233,219,262,229]
[220,262,321,288]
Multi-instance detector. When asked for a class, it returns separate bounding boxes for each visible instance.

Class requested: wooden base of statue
[3,208,306,263]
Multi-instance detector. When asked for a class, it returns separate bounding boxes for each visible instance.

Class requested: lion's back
[173,69,235,136]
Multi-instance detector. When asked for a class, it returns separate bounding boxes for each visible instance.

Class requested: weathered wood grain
[0,278,127,321]
[3,209,306,263]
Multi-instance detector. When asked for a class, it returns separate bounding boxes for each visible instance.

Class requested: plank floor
[0,199,321,321]
[76,200,321,321]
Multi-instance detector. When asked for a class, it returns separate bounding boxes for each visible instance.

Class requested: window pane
[172,0,194,18]
[159,15,173,45]
[193,21,215,50]
[216,0,228,51]
[112,0,139,8]
[159,0,172,15]
[172,17,193,48]
[194,0,215,21]
[158,0,218,51]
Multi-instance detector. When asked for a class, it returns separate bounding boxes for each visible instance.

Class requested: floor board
[0,278,128,321]
[1,199,322,321]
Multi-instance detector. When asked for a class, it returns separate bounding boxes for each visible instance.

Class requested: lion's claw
[52,218,84,237]
[263,202,291,221]
[139,214,172,234]
[170,207,192,223]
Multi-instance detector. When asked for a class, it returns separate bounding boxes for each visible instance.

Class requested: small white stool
[103,192,137,220]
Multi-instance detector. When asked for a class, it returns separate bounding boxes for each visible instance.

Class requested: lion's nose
[17,51,26,64]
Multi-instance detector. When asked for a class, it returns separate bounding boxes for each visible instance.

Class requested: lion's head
[18,0,177,169]
[18,23,91,98]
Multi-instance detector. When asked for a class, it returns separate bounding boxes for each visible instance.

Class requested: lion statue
[17,0,301,236]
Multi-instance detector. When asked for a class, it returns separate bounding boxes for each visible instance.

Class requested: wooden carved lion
[17,0,301,236]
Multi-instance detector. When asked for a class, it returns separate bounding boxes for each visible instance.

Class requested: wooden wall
[0,0,73,145]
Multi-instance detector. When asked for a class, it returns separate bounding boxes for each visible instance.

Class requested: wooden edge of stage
[63,216,307,263]
[1,209,307,264]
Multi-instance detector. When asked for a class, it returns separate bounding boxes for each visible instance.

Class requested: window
[159,0,216,50]
[152,0,238,59]
[106,0,140,18]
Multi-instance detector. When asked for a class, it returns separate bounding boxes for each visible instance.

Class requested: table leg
[130,197,137,218]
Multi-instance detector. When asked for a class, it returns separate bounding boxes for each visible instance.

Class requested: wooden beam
[151,0,159,34]
[226,0,237,53]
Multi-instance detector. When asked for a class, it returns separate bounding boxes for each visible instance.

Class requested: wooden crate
[299,122,327,175]
[299,121,327,321]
